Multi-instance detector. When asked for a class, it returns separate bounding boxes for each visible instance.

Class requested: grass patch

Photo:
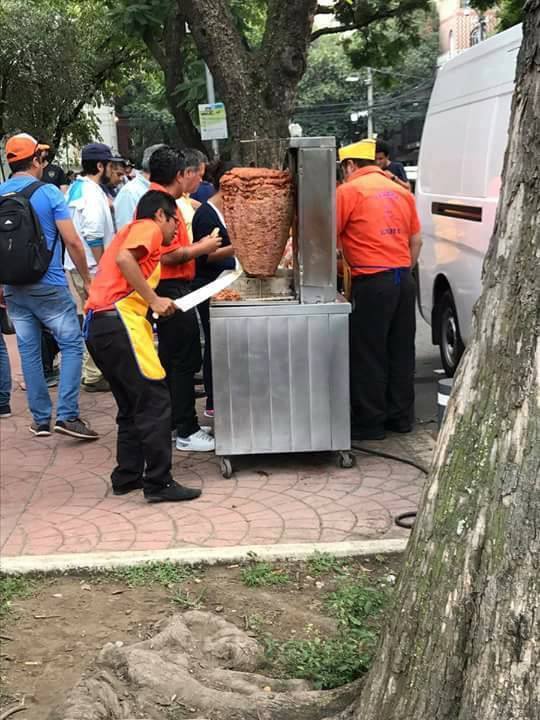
[263,577,391,689]
[265,628,376,689]
[306,552,348,576]
[172,588,206,610]
[325,579,389,629]
[105,562,197,588]
[241,562,290,588]
[0,575,35,618]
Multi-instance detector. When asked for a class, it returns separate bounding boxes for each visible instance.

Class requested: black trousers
[350,270,416,434]
[86,315,173,493]
[156,279,202,438]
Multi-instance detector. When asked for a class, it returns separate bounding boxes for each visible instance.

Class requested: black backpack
[0,181,59,285]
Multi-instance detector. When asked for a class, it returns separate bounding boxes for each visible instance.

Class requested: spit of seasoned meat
[221,168,294,278]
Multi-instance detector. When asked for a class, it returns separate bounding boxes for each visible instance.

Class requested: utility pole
[367,67,374,137]
[204,63,219,158]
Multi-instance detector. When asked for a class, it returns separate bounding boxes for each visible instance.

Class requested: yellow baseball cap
[338,138,376,162]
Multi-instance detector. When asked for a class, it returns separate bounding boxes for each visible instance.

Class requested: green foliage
[332,0,431,31]
[0,576,34,617]
[172,588,206,609]
[241,562,291,587]
[265,629,376,689]
[471,0,524,30]
[229,0,267,48]
[296,11,438,143]
[116,61,179,160]
[306,552,348,576]
[0,0,141,145]
[325,578,390,628]
[107,561,196,587]
[264,577,390,689]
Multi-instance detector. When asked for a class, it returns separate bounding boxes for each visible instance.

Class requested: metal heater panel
[294,140,337,304]
[211,305,350,456]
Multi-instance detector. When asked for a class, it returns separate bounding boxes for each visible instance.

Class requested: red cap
[5,133,50,163]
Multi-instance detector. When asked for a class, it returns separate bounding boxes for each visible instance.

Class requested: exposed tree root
[48,611,359,720]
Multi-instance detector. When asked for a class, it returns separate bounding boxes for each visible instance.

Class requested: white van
[416,24,522,376]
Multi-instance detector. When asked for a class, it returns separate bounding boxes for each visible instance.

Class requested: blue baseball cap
[81,142,123,162]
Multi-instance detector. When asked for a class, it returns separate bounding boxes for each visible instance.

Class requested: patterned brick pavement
[0,336,434,558]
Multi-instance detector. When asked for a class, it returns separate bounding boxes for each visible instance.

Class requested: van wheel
[438,291,464,377]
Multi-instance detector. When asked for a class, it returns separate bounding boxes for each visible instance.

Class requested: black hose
[351,442,429,530]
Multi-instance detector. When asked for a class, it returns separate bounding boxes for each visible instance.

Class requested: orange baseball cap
[5,133,50,163]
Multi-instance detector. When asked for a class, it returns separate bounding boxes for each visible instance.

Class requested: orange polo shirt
[150,181,195,281]
[85,220,163,312]
[336,166,420,277]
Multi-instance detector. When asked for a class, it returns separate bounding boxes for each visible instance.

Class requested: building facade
[437,1,498,63]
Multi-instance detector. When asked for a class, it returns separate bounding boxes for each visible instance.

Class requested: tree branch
[316,3,336,13]
[310,0,427,42]
[311,23,357,41]
[181,0,251,96]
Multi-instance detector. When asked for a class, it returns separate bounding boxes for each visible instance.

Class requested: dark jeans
[87,314,173,493]
[350,270,416,434]
[156,279,202,438]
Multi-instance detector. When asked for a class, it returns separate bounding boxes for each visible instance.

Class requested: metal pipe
[367,67,374,137]
[204,64,220,158]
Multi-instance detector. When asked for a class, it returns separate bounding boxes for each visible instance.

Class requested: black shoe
[351,427,386,442]
[144,481,202,504]
[29,421,52,437]
[112,478,144,496]
[384,421,413,434]
[0,404,12,419]
[54,418,99,440]
[82,378,110,393]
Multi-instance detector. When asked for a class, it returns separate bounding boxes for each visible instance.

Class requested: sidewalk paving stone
[0,335,435,559]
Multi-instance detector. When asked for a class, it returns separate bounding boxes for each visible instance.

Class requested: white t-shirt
[64,176,115,272]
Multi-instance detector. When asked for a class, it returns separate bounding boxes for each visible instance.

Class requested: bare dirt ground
[0,554,402,719]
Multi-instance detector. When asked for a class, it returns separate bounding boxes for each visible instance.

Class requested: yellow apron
[115,265,165,381]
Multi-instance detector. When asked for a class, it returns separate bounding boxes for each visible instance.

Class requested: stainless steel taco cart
[210,137,352,478]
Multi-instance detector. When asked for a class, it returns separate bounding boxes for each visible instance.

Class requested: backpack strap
[17,180,61,259]
[16,180,45,200]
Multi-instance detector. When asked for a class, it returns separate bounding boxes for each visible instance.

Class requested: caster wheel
[338,451,354,469]
[220,457,233,479]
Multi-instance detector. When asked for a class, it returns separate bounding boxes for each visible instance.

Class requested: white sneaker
[200,425,213,435]
[176,429,215,452]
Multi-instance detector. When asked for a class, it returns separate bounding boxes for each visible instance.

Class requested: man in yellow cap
[337,138,423,441]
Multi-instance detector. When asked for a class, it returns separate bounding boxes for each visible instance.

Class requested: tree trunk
[343,4,540,719]
[143,4,205,153]
[182,0,318,165]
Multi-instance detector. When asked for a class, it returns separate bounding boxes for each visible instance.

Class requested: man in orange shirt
[147,147,221,452]
[85,189,202,503]
[337,139,423,441]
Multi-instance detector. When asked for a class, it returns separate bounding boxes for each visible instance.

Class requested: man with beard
[65,143,117,392]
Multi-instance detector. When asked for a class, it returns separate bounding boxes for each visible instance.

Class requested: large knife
[152,268,243,318]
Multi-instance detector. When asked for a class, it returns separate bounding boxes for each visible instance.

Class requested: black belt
[352,267,410,284]
[92,310,118,318]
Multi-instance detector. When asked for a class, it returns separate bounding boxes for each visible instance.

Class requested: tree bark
[181,0,318,165]
[143,3,206,152]
[342,3,540,718]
